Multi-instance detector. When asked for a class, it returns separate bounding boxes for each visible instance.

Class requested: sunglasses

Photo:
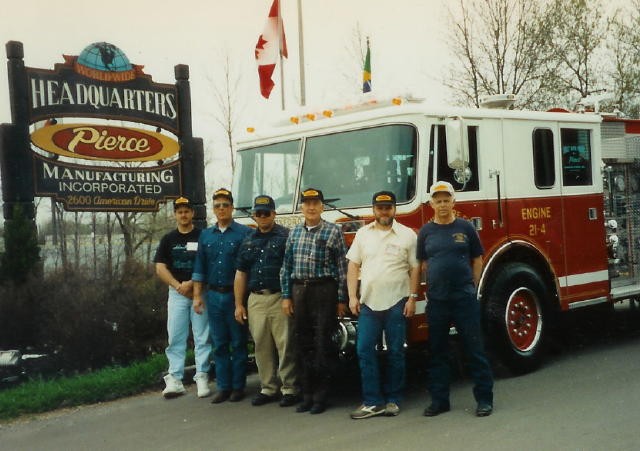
[254,210,272,218]
[213,202,231,209]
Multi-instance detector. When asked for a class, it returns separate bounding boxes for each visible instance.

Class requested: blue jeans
[427,294,493,406]
[357,299,407,406]
[206,290,248,391]
[166,288,212,380]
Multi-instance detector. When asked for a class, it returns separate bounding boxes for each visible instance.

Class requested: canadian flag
[255,0,288,99]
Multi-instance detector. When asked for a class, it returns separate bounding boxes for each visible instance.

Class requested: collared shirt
[236,223,289,291]
[192,220,252,287]
[346,220,419,311]
[280,220,348,302]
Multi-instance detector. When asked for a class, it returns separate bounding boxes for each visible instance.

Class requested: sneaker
[476,403,493,417]
[385,402,400,416]
[194,372,211,398]
[350,404,385,419]
[162,374,186,399]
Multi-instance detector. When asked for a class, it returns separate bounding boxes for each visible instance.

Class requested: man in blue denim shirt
[193,188,251,404]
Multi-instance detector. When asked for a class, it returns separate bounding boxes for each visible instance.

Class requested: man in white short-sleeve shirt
[346,190,420,419]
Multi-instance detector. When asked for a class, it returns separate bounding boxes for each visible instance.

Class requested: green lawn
[0,353,168,421]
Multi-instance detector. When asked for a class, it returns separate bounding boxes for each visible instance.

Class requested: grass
[0,353,168,422]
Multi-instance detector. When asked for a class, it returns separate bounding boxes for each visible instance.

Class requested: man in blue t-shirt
[154,197,212,399]
[417,181,494,417]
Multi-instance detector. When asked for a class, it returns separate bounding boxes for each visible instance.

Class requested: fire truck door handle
[489,169,503,228]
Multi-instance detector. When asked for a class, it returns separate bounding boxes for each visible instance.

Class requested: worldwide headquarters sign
[26,42,182,212]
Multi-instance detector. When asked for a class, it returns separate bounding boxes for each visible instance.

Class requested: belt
[209,285,233,293]
[251,289,281,295]
[292,277,334,286]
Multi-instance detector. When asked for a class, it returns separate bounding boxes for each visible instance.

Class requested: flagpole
[297,0,306,106]
[278,0,285,111]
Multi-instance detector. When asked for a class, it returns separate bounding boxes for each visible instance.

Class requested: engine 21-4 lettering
[529,223,547,236]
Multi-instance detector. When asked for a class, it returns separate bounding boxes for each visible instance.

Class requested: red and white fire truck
[231,95,640,373]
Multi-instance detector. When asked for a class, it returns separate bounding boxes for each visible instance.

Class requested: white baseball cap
[429,181,455,197]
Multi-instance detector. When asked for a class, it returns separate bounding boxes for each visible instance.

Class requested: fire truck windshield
[233,124,417,215]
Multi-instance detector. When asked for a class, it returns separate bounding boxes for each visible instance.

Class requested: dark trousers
[427,294,494,406]
[292,279,339,403]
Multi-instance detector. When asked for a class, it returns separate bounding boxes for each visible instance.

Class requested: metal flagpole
[297,0,306,106]
[278,0,285,110]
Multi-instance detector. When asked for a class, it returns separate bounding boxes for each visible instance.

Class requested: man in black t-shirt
[154,197,212,398]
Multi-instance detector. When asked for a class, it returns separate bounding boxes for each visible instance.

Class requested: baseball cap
[173,196,193,210]
[253,195,276,212]
[429,181,455,197]
[372,190,396,206]
[213,188,233,203]
[300,188,324,202]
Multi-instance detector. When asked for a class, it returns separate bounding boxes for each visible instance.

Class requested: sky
[0,0,453,191]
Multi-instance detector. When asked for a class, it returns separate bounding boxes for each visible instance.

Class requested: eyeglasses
[213,202,231,209]
[254,210,272,218]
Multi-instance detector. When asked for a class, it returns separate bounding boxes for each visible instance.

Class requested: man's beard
[376,216,394,226]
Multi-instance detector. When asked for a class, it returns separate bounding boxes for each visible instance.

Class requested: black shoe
[279,394,300,407]
[252,393,276,406]
[476,403,493,417]
[309,402,326,414]
[296,400,313,413]
[229,389,245,402]
[211,390,231,404]
[423,403,451,417]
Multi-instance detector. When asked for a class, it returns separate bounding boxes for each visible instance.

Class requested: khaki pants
[248,292,297,396]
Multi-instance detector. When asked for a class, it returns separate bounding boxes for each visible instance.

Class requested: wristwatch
[409,293,419,299]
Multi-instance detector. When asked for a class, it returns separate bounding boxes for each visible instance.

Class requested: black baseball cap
[253,195,276,212]
[173,196,193,210]
[213,188,233,203]
[372,191,396,206]
[300,188,324,202]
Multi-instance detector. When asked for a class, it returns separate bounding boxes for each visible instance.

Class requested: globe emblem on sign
[77,42,132,72]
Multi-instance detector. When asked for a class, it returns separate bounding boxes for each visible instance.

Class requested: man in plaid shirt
[280,188,348,414]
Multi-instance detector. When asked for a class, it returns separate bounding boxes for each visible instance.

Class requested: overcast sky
[0,0,454,188]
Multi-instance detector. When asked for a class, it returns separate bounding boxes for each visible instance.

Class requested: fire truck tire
[483,262,551,374]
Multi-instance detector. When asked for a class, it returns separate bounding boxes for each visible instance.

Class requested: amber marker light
[322,110,333,118]
[392,97,403,105]
[246,127,255,133]
[290,116,300,124]
[306,113,316,121]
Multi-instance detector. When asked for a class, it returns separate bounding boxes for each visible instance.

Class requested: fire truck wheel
[483,262,551,375]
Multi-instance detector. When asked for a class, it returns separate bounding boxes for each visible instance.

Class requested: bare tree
[211,49,245,173]
[342,23,369,94]
[446,0,561,108]
[547,0,609,102]
[608,0,640,116]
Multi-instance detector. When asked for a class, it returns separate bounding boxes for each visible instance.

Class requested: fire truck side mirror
[445,117,468,170]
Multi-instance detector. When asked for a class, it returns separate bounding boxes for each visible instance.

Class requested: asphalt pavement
[2,302,640,451]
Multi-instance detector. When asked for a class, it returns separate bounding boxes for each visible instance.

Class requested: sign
[33,153,181,212]
[26,52,179,134]
[31,123,180,162]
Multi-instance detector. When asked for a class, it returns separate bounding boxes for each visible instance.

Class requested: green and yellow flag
[363,38,371,93]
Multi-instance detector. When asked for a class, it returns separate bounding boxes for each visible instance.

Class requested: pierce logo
[31,123,180,162]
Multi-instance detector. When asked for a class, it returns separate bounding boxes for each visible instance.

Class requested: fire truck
[230,95,640,374]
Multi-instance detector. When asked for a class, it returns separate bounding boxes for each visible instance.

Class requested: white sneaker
[194,372,211,398]
[385,402,400,416]
[162,374,186,398]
